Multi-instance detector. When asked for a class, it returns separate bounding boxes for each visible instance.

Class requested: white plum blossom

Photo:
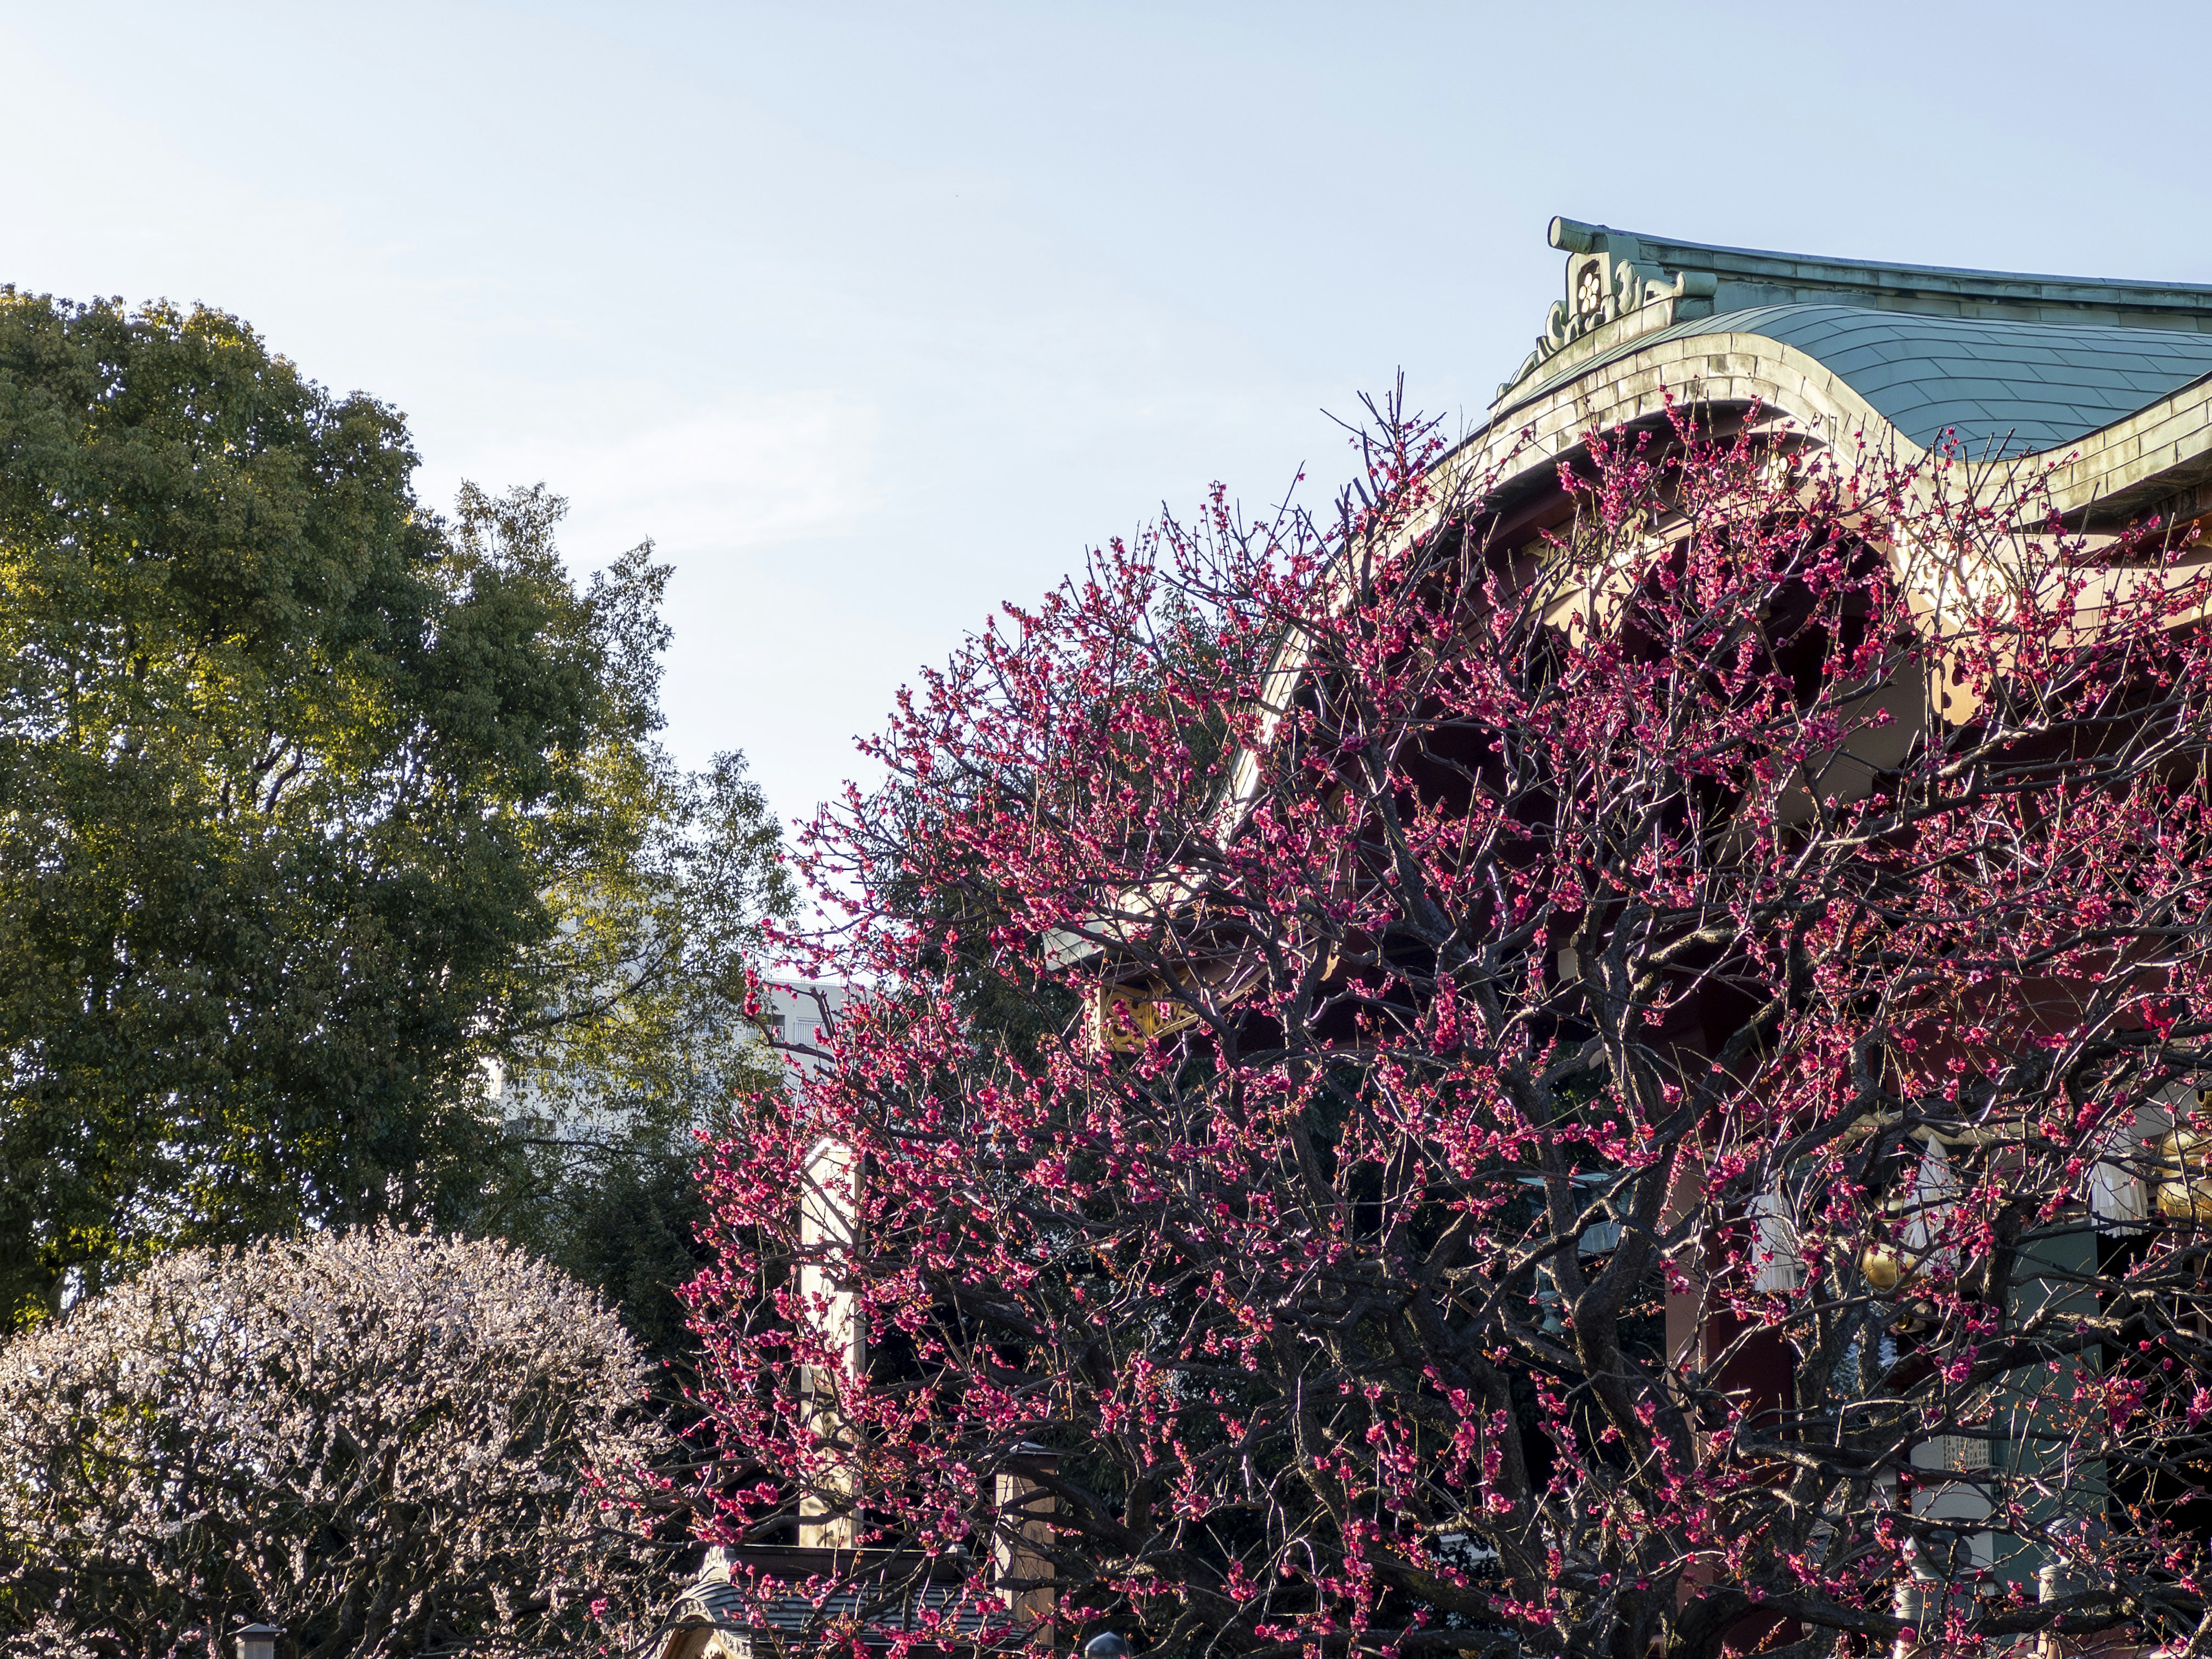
[0,1226,677,1657]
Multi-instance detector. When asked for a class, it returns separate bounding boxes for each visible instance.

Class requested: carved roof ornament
[1491,215,2212,417]
[1496,217,1717,403]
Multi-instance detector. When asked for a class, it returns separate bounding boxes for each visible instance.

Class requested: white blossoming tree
[0,1227,676,1657]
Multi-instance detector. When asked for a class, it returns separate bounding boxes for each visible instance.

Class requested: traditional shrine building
[1485,214,2212,509]
[654,219,2212,1659]
[1469,218,2212,1628]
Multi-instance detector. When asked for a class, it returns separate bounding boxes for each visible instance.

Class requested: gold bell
[1859,1239,1916,1294]
[2156,1127,2212,1224]
[1859,1185,1929,1294]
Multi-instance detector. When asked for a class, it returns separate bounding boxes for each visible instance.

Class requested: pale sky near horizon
[4,1,2210,832]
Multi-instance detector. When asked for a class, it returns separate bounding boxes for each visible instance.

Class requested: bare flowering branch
[0,1227,677,1658]
[688,398,2212,1658]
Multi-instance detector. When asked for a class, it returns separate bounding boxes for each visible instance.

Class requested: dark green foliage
[0,289,784,1331]
[554,1142,716,1379]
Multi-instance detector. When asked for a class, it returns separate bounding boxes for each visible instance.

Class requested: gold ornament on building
[1858,1237,1916,1294]
[1087,979,1202,1055]
[1859,1229,1939,1332]
[1858,1179,1952,1307]
[2156,1126,2212,1224]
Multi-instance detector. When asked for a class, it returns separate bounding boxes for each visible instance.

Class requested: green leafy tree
[0,290,785,1329]
[495,745,794,1382]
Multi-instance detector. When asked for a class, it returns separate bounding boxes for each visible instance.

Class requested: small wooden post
[994,1445,1060,1623]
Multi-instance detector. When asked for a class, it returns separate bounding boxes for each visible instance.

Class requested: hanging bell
[1859,1237,1915,1294]
[1860,1187,1926,1294]
[2156,1126,2212,1224]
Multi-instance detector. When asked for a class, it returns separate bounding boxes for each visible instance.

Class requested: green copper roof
[1509,303,2212,457]
[1548,218,2212,328]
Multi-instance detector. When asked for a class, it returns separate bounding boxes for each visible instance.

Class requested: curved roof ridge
[1499,302,2212,457]
[1551,218,2212,321]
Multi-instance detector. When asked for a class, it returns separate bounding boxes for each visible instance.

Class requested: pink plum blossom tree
[688,400,2212,1658]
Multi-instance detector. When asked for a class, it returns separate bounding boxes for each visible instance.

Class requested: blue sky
[3,0,2207,826]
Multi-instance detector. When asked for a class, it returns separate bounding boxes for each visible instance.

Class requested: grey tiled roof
[1512,304,2212,457]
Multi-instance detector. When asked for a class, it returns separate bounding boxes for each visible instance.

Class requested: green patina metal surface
[1506,303,2212,456]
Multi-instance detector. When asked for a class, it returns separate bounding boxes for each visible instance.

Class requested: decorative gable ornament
[1548,248,1701,351]
[1495,218,1718,403]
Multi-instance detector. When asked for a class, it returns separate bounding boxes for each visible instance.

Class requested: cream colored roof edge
[1459,325,2212,523]
[1205,328,2212,838]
